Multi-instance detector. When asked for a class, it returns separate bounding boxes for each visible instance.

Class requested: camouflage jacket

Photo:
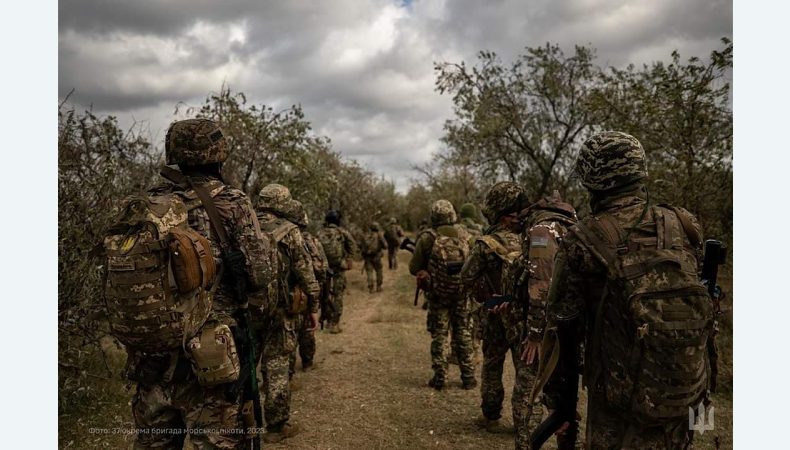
[515,197,577,342]
[303,231,329,284]
[460,217,483,237]
[149,176,270,313]
[257,212,321,314]
[543,186,703,403]
[460,225,525,336]
[408,224,470,275]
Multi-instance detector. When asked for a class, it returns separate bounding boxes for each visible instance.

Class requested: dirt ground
[59,251,733,449]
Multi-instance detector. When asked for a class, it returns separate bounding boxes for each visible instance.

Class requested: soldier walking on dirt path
[384,217,405,270]
[361,221,388,293]
[317,210,358,333]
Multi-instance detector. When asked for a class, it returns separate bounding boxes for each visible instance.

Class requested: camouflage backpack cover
[318,226,346,269]
[476,230,523,300]
[574,205,712,424]
[424,226,470,300]
[360,231,384,257]
[303,232,327,277]
[102,191,218,353]
[251,216,298,315]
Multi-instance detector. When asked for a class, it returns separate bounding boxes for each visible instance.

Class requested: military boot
[428,373,444,391]
[263,422,300,444]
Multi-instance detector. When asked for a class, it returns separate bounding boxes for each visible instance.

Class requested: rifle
[701,239,726,393]
[530,318,580,450]
[172,168,263,450]
[400,236,416,253]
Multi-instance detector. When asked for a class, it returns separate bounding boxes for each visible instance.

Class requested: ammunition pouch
[288,286,309,316]
[185,321,240,387]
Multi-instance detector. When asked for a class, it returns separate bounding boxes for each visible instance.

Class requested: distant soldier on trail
[384,217,405,270]
[290,203,328,375]
[317,210,358,333]
[252,184,320,444]
[361,221,388,293]
[409,200,477,391]
[534,132,713,449]
[460,181,534,446]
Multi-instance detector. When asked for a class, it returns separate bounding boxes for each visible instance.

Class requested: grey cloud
[59,0,731,191]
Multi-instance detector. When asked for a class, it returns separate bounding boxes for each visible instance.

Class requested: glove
[416,270,431,291]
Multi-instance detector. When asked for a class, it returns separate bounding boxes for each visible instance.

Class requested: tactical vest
[251,216,297,315]
[425,226,469,301]
[318,226,347,269]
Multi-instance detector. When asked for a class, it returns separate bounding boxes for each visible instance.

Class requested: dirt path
[272,252,516,449]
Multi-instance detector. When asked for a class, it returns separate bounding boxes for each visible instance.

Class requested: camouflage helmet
[325,209,341,226]
[459,203,478,220]
[389,217,398,224]
[165,119,229,166]
[370,221,381,232]
[575,131,648,191]
[430,200,457,226]
[483,181,527,224]
[258,183,301,223]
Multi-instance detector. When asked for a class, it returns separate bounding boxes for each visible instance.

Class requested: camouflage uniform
[252,185,320,436]
[128,119,271,449]
[458,203,485,356]
[508,192,578,449]
[384,217,405,270]
[460,182,537,449]
[361,222,388,292]
[541,132,702,449]
[409,200,476,389]
[318,213,358,331]
[290,208,329,373]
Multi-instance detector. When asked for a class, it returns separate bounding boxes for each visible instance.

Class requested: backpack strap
[665,205,702,249]
[261,219,297,244]
[572,214,624,272]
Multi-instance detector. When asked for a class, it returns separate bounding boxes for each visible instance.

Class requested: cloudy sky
[59,0,731,191]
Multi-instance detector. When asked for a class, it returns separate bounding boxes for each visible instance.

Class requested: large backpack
[318,226,346,269]
[574,205,712,424]
[476,231,523,299]
[252,217,298,315]
[303,233,327,278]
[102,192,217,353]
[426,227,470,299]
[360,232,383,257]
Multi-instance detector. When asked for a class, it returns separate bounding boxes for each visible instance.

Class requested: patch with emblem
[120,235,137,254]
[531,236,549,248]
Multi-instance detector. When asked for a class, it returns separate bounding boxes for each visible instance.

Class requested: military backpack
[102,191,218,353]
[318,226,347,269]
[425,227,469,300]
[574,205,712,424]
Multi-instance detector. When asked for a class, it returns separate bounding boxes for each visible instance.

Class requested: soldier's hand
[306,312,319,331]
[520,338,540,365]
[491,301,510,315]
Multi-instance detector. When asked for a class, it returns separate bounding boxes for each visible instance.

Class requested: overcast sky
[59,0,731,191]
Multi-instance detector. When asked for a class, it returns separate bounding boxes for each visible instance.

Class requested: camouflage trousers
[426,295,476,383]
[326,269,347,326]
[481,312,543,450]
[363,256,383,291]
[586,389,693,449]
[288,314,316,377]
[131,375,244,449]
[254,310,297,429]
[387,246,398,269]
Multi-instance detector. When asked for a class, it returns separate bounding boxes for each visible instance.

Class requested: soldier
[290,203,328,374]
[361,221,388,293]
[506,191,578,449]
[459,202,484,237]
[384,217,405,270]
[111,119,272,449]
[535,131,711,449]
[317,210,358,333]
[253,184,320,444]
[409,200,477,391]
[460,181,534,448]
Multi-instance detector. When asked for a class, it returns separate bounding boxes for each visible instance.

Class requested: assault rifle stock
[701,239,726,393]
